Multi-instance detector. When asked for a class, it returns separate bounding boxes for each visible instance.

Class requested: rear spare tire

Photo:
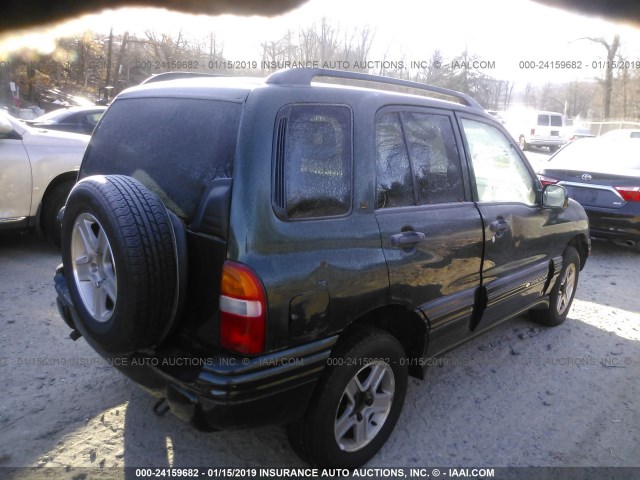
[61,175,181,354]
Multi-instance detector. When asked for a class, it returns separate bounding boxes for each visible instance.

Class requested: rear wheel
[531,246,580,326]
[287,327,407,468]
[549,145,559,153]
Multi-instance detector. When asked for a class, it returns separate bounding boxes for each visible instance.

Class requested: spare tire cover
[61,174,181,354]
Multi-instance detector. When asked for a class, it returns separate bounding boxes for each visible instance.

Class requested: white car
[0,110,89,246]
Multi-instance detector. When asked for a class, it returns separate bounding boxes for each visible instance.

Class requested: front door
[458,115,553,331]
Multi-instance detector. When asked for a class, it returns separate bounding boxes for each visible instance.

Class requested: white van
[503,110,566,152]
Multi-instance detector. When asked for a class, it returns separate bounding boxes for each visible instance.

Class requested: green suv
[55,68,590,467]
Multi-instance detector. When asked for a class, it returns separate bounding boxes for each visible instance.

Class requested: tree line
[1,21,638,122]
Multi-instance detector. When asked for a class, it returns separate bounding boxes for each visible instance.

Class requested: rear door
[374,107,484,354]
[536,114,551,139]
[458,115,554,331]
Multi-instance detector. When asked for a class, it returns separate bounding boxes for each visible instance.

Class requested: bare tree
[582,35,620,119]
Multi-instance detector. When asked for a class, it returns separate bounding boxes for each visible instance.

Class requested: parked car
[54,69,590,468]
[565,126,595,142]
[600,129,640,140]
[140,71,219,84]
[539,137,640,249]
[26,106,106,135]
[0,110,89,246]
[503,109,566,152]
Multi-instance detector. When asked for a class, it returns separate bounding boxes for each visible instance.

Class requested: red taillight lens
[219,261,266,355]
[615,186,640,202]
[538,175,559,186]
[530,128,536,135]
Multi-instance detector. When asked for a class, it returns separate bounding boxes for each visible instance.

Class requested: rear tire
[287,326,407,468]
[531,246,580,327]
[61,175,180,354]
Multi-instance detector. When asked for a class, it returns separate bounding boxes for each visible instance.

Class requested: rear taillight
[219,261,266,355]
[615,186,640,202]
[530,128,536,135]
[538,175,559,186]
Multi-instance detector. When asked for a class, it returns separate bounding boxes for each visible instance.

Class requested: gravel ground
[0,229,639,478]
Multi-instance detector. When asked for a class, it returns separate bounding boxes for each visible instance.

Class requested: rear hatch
[79,92,244,352]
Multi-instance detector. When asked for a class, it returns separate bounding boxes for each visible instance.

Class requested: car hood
[22,128,90,148]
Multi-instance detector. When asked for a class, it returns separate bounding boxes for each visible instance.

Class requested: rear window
[537,115,549,126]
[80,97,241,221]
[550,115,563,127]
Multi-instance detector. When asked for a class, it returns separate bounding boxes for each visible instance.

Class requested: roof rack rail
[266,68,483,110]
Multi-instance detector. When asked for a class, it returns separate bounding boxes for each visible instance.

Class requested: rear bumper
[527,137,564,147]
[54,267,337,430]
[584,207,640,244]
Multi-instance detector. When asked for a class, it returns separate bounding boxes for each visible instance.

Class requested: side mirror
[542,184,568,209]
[0,114,13,135]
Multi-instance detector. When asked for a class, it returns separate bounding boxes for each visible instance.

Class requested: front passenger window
[461,119,536,205]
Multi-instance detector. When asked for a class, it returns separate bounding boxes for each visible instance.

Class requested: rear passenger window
[402,113,464,204]
[274,105,352,219]
[375,111,464,209]
[375,113,414,208]
[550,115,563,127]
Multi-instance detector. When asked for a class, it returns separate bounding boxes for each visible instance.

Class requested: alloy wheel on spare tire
[61,175,183,354]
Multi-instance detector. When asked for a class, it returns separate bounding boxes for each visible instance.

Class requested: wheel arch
[35,171,78,234]
[568,233,590,271]
[341,304,428,379]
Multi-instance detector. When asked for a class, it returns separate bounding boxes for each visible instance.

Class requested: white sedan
[0,110,89,246]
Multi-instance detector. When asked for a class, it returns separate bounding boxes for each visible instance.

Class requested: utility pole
[105,27,114,100]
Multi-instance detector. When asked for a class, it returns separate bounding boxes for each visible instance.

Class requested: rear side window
[376,111,464,208]
[274,104,352,219]
[80,97,241,221]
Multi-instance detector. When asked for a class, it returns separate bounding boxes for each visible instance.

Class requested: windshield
[547,138,640,172]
